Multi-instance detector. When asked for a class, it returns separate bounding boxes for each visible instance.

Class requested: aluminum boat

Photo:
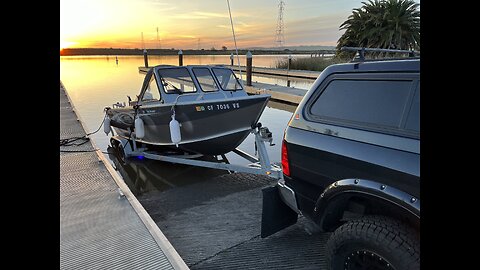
[105,65,270,155]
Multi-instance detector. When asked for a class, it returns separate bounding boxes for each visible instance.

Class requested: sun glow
[61,40,77,50]
[61,0,418,49]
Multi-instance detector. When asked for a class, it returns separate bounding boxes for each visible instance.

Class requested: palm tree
[336,0,420,58]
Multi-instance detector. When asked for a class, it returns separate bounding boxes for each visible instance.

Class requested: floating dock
[245,82,307,105]
[60,82,189,270]
[226,65,320,79]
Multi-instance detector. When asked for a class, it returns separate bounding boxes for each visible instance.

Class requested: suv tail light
[281,139,290,177]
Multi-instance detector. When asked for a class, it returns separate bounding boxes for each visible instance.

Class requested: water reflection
[61,54,312,69]
[266,100,298,113]
[107,146,228,195]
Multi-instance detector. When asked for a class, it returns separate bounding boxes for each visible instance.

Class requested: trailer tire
[111,139,127,165]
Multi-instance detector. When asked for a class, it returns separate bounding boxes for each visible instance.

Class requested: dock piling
[288,54,292,70]
[246,51,252,86]
[230,53,234,66]
[143,49,148,68]
[287,54,291,87]
[178,50,183,66]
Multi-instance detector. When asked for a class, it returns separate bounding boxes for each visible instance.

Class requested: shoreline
[60,47,336,56]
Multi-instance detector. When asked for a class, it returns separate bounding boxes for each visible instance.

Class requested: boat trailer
[109,123,283,181]
[110,123,298,237]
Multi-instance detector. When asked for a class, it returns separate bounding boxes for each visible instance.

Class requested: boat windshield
[141,75,161,102]
[212,68,243,91]
[158,68,197,94]
[192,68,219,92]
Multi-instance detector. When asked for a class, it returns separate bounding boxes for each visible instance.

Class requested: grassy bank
[276,57,347,71]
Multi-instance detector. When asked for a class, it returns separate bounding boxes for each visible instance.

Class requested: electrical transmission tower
[275,0,285,49]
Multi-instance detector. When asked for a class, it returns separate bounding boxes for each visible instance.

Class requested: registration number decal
[195,102,240,112]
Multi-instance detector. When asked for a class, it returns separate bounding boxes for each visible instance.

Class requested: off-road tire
[326,215,419,270]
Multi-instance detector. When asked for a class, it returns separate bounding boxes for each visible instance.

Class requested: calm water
[61,54,311,67]
[60,55,304,193]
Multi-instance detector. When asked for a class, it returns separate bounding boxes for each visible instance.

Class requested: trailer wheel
[110,138,127,165]
[326,215,419,270]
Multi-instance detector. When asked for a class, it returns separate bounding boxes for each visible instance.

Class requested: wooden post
[143,49,148,68]
[246,51,252,86]
[178,49,183,66]
[288,54,292,70]
[287,54,291,87]
[230,53,234,66]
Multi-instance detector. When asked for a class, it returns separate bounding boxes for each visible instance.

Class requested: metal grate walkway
[60,82,188,270]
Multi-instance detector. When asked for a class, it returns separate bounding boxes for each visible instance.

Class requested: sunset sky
[60,0,420,50]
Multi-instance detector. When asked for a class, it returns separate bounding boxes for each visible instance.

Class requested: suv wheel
[326,215,419,270]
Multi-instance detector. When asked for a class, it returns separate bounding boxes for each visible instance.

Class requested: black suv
[262,55,420,270]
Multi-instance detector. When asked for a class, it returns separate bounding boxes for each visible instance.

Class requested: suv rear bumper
[277,179,300,214]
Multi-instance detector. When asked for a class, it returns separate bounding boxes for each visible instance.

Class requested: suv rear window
[405,84,420,132]
[310,79,413,129]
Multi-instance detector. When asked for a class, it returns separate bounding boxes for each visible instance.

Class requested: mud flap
[261,186,298,238]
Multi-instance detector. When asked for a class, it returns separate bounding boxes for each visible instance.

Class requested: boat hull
[108,95,270,155]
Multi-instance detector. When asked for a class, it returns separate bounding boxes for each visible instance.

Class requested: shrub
[276,57,347,71]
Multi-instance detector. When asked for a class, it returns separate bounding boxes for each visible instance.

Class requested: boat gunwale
[138,93,270,110]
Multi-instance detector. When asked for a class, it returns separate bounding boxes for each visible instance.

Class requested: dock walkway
[245,82,308,105]
[226,65,320,79]
[60,82,188,270]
